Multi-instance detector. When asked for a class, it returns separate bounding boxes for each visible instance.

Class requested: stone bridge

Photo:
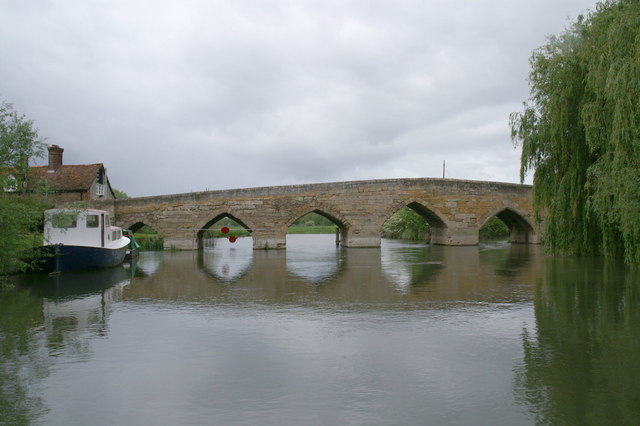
[104,178,542,250]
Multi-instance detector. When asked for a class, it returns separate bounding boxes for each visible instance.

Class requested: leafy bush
[134,234,164,251]
[0,195,51,284]
[382,206,428,240]
[480,217,510,239]
[291,212,335,227]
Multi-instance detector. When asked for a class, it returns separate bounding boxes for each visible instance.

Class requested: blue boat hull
[41,244,128,272]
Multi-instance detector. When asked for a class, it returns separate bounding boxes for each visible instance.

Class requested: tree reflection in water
[381,239,444,293]
[515,258,640,425]
[0,287,48,424]
[1,268,130,424]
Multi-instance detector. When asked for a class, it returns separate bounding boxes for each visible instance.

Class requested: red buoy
[221,226,230,234]
[229,235,237,243]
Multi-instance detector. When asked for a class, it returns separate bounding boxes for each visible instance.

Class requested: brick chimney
[48,145,64,171]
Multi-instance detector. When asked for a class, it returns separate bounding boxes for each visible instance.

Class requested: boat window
[86,215,100,228]
[112,230,121,241]
[51,212,78,229]
[105,215,110,227]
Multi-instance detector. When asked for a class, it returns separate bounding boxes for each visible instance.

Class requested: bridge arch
[480,207,536,244]
[127,221,148,234]
[285,205,351,246]
[124,221,167,248]
[196,211,256,250]
[123,220,163,234]
[381,200,450,245]
[285,207,349,229]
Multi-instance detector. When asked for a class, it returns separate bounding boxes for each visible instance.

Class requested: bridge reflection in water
[5,235,638,425]
[199,237,254,282]
[123,234,543,305]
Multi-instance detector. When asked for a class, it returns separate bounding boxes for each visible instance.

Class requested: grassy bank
[287,225,337,234]
[134,233,164,251]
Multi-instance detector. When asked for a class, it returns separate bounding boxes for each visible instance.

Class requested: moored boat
[122,229,140,262]
[41,208,130,272]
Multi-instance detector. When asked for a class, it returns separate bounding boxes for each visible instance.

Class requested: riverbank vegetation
[480,217,510,240]
[510,0,640,265]
[288,212,337,234]
[0,98,50,287]
[288,225,337,234]
[381,206,509,241]
[382,207,428,240]
[133,225,165,251]
[0,197,50,287]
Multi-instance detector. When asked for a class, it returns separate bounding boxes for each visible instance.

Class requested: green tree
[382,206,428,240]
[292,212,335,227]
[0,99,50,285]
[0,191,50,286]
[0,99,46,192]
[113,188,129,199]
[510,0,640,265]
[480,217,510,240]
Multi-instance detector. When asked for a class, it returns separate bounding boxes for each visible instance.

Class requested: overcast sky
[1,0,598,197]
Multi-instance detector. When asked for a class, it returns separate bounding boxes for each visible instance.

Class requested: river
[2,235,639,425]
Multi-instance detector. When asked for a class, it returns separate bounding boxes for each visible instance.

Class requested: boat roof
[46,208,108,214]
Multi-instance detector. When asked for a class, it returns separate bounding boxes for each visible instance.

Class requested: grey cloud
[0,0,597,196]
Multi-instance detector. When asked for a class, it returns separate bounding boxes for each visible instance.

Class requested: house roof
[29,163,104,191]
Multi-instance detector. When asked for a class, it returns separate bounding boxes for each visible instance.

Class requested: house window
[96,183,105,196]
[3,175,17,192]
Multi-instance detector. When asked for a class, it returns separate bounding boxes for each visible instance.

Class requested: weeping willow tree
[510,0,640,265]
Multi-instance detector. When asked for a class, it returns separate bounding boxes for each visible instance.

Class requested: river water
[2,235,639,425]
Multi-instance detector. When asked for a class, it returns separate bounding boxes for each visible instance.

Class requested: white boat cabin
[44,208,129,249]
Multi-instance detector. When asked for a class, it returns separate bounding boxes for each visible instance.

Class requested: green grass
[287,225,337,234]
[134,233,164,251]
